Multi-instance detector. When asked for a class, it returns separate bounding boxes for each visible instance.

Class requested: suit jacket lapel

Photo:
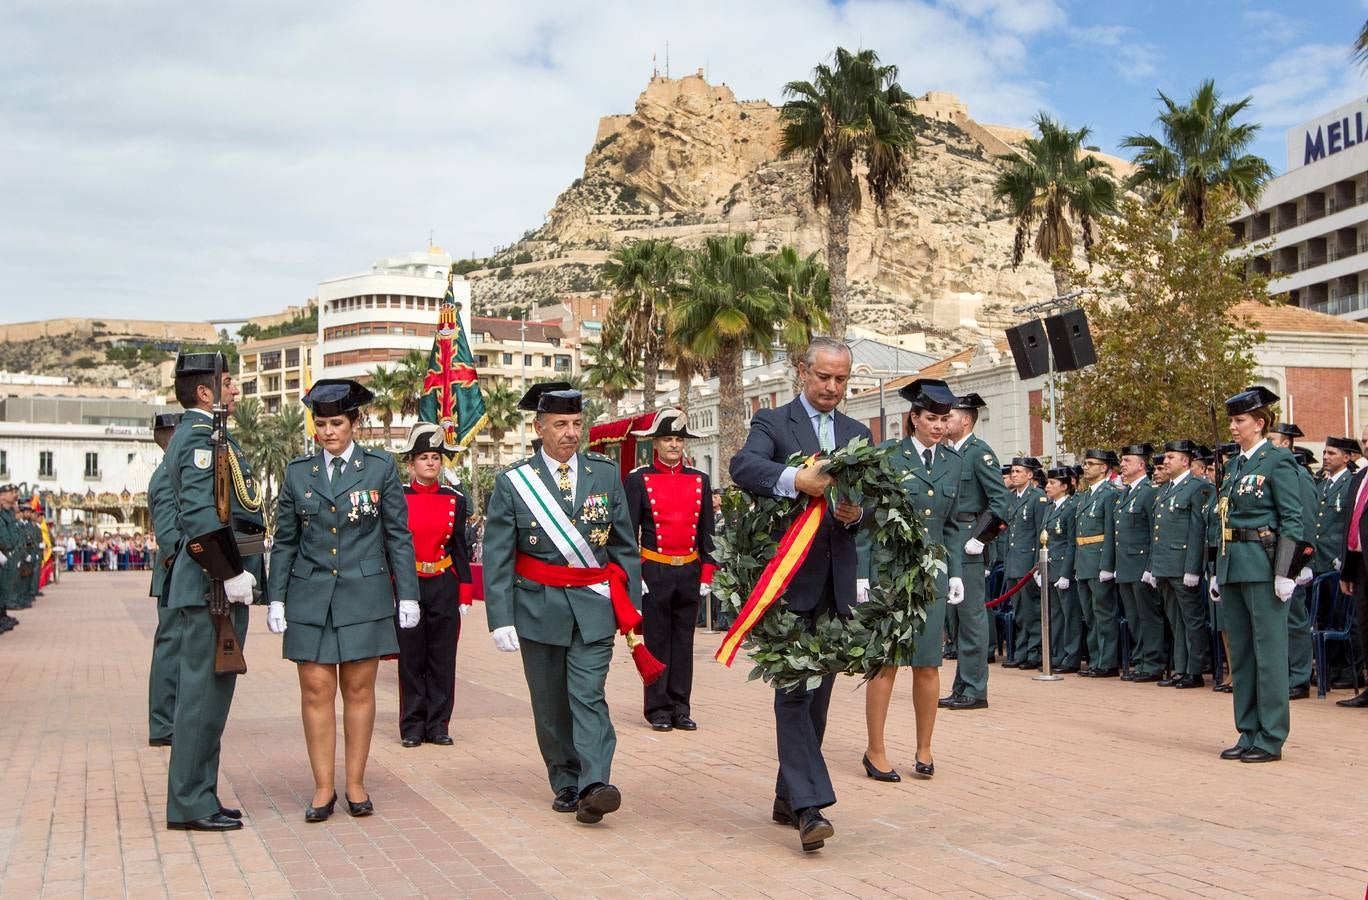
[528,454,572,512]
[789,400,820,456]
[572,453,592,513]
[331,449,365,500]
[311,451,334,500]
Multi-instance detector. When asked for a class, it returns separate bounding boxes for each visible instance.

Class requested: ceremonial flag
[301,355,315,439]
[418,271,487,449]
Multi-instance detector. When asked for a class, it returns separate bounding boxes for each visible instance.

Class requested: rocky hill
[468,73,1133,350]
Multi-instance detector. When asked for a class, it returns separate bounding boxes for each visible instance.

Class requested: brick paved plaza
[1,572,1366,899]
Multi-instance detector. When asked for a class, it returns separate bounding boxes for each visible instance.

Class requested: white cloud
[1068,24,1158,85]
[0,0,1067,320]
[1241,8,1304,46]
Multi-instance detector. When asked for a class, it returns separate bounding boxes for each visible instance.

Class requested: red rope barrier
[984,568,1038,609]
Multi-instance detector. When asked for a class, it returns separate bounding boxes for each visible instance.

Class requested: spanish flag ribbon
[715,493,827,667]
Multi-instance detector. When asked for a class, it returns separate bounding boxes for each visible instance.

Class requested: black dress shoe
[1131,672,1162,683]
[671,716,698,731]
[552,786,580,813]
[913,755,935,779]
[945,696,988,711]
[649,720,673,732]
[772,797,798,828]
[1157,675,1181,687]
[937,693,960,709]
[797,807,834,852]
[169,812,243,832]
[576,783,621,824]
[1120,671,1135,681]
[1240,747,1281,763]
[1174,674,1205,689]
[1088,668,1120,679]
[1336,690,1368,708]
[400,736,422,748]
[861,754,900,782]
[1214,683,1233,694]
[1054,665,1080,674]
[1288,684,1310,701]
[304,792,337,823]
[430,734,455,746]
[1021,659,1042,671]
[346,793,374,817]
[1001,658,1022,668]
[219,806,242,820]
[148,736,173,747]
[1219,744,1247,760]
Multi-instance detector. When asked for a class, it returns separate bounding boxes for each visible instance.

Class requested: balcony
[1309,289,1368,317]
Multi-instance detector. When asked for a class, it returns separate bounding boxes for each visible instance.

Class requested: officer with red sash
[624,409,716,732]
[396,423,473,748]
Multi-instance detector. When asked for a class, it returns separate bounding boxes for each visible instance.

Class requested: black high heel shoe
[862,754,901,783]
[346,793,374,817]
[305,792,337,823]
[913,756,935,779]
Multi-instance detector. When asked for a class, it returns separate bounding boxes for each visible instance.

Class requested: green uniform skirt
[910,591,948,668]
[284,609,398,664]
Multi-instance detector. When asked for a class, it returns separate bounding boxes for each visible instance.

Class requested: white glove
[1141,571,1156,588]
[1334,558,1342,572]
[699,582,711,598]
[855,578,870,604]
[0,552,7,567]
[1033,572,1042,587]
[947,577,964,605]
[1295,566,1312,587]
[1054,577,1070,590]
[459,603,471,617]
[266,601,287,634]
[964,537,985,556]
[492,625,520,652]
[1274,576,1295,603]
[223,570,256,605]
[1183,573,1200,588]
[1209,576,1220,601]
[1099,570,1115,583]
[398,600,420,629]
[641,581,650,595]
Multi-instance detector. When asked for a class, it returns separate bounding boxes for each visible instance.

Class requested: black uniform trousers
[397,570,461,741]
[774,579,838,812]
[642,559,701,723]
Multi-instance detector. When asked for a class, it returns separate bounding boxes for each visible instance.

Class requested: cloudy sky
[2,0,1365,323]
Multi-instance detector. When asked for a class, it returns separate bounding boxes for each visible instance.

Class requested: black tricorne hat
[174,351,224,377]
[1224,385,1279,416]
[1327,436,1362,454]
[1293,447,1316,467]
[398,422,456,458]
[518,381,583,414]
[1272,422,1304,439]
[952,392,987,411]
[1120,443,1154,459]
[1081,448,1111,463]
[631,408,698,439]
[899,378,957,415]
[1009,456,1042,471]
[1196,445,1215,464]
[1151,453,1166,467]
[1000,464,1013,476]
[1217,441,1240,458]
[152,413,183,431]
[1162,439,1200,457]
[302,379,374,417]
[1046,467,1074,483]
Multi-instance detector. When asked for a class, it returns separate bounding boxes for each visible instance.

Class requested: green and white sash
[507,462,610,598]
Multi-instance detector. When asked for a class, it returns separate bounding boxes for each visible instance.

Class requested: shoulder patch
[587,452,615,463]
[193,448,212,469]
[1038,496,1049,502]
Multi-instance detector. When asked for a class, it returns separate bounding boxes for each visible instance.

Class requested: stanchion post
[1034,526,1062,682]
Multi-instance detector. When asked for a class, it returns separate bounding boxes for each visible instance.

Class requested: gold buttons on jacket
[332,569,338,576]
[330,548,337,555]
[330,527,337,534]
[330,505,336,512]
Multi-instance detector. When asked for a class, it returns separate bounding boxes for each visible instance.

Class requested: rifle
[208,353,247,675]
[1210,403,1229,564]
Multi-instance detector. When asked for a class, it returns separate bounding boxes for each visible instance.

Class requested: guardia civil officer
[1337,436,1368,708]
[624,408,716,732]
[483,382,642,826]
[1269,424,1318,700]
[1040,468,1078,671]
[1114,444,1165,682]
[396,423,474,748]
[1073,449,1122,677]
[1146,440,1213,688]
[1002,457,1049,669]
[0,484,19,634]
[147,412,183,747]
[1212,387,1306,762]
[164,352,266,832]
[265,379,421,821]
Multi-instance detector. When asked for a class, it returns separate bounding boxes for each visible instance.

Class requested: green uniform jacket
[952,434,1012,523]
[1004,485,1050,579]
[0,509,19,601]
[148,461,182,601]
[879,438,962,581]
[1072,481,1120,579]
[1149,472,1213,579]
[1043,495,1076,578]
[1215,442,1306,584]
[266,447,419,627]
[1313,468,1353,573]
[483,451,642,647]
[164,412,268,608]
[1113,478,1158,583]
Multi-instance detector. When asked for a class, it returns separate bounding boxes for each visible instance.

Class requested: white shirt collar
[1169,468,1190,486]
[1329,466,1349,485]
[325,442,356,469]
[1089,479,1108,494]
[1124,475,1147,489]
[910,435,935,461]
[1242,438,1268,460]
[184,408,212,420]
[953,433,973,452]
[1054,496,1067,508]
[540,446,576,473]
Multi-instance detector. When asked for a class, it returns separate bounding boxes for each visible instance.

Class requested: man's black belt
[954,512,980,523]
[1224,526,1274,542]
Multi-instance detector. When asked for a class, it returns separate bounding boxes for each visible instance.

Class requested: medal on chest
[348,489,381,522]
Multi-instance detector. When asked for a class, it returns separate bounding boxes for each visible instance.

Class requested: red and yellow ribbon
[716,494,827,667]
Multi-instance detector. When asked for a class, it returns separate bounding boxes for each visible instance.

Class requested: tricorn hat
[152,412,183,431]
[1151,453,1166,467]
[1217,441,1240,458]
[1162,439,1201,457]
[1224,385,1279,417]
[1000,464,1013,476]
[1120,443,1154,459]
[1082,448,1111,463]
[899,378,957,415]
[1272,422,1304,439]
[302,379,374,418]
[1293,447,1316,467]
[174,351,224,377]
[398,422,455,457]
[952,392,987,411]
[1009,456,1042,471]
[1196,445,1215,464]
[1046,467,1074,482]
[631,408,698,439]
[518,381,583,414]
[1327,436,1362,454]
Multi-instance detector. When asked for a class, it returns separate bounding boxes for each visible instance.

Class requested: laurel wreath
[714,437,943,693]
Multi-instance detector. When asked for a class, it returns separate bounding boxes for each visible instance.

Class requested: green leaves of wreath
[714,437,943,693]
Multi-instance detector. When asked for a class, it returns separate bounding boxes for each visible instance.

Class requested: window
[555,355,571,371]
[38,451,54,478]
[524,354,532,366]
[476,354,490,367]
[285,348,300,367]
[542,355,552,367]
[0,449,6,476]
[503,353,513,365]
[261,351,281,370]
[241,380,257,395]
[84,452,99,479]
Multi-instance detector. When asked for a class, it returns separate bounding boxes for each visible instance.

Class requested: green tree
[232,397,263,459]
[395,348,430,420]
[673,234,784,483]
[766,245,831,390]
[600,238,683,409]
[779,46,918,339]
[1121,80,1273,230]
[254,405,308,530]
[1057,192,1274,451]
[993,113,1118,296]
[365,364,405,444]
[1356,19,1368,69]
[482,378,522,471]
[580,340,638,419]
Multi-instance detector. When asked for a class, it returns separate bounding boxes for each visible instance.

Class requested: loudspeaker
[1044,308,1096,372]
[1005,319,1050,380]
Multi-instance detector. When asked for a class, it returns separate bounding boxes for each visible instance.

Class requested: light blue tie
[818,412,834,452]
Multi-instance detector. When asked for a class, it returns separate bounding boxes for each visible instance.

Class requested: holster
[1272,535,1311,579]
[971,510,1007,545]
[186,526,244,581]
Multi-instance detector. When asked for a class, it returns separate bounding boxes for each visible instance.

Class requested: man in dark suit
[729,337,869,853]
[1336,455,1368,708]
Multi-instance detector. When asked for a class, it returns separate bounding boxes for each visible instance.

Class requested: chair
[1117,615,1133,676]
[1312,576,1360,699]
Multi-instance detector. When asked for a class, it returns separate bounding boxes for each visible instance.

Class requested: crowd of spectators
[55,531,157,572]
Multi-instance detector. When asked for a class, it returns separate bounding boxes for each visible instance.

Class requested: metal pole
[519,314,528,455]
[1048,348,1058,464]
[1034,526,1062,682]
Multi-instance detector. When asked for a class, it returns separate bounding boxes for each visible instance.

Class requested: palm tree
[1356,19,1368,69]
[232,397,262,453]
[766,246,831,390]
[254,407,307,531]
[779,46,918,339]
[673,234,784,483]
[993,113,1118,295]
[580,340,637,419]
[481,378,522,470]
[364,364,405,445]
[1121,80,1273,230]
[394,348,430,420]
[600,239,683,409]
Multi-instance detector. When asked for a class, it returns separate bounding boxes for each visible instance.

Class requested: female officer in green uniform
[266,379,421,819]
[1040,468,1078,672]
[1211,386,1306,763]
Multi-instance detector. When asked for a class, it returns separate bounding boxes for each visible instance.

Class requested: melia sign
[1287,96,1368,171]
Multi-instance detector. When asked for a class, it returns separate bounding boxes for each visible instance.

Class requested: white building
[1232,95,1368,318]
